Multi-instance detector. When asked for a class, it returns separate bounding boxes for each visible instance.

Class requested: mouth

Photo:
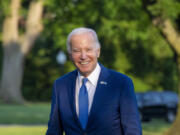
[80,61,89,65]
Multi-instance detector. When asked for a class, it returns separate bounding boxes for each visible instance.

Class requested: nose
[81,51,87,59]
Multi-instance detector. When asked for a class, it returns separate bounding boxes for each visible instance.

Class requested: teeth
[81,62,89,65]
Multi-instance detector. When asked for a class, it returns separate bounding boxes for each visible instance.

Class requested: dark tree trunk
[0,0,43,104]
[0,43,24,103]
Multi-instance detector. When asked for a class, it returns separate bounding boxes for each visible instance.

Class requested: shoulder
[54,70,77,84]
[105,69,133,90]
[106,68,132,83]
[99,63,132,83]
[106,69,135,95]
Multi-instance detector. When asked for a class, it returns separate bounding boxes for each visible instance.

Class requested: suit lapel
[68,70,82,129]
[86,65,110,128]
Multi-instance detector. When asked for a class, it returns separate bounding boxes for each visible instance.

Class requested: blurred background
[0,0,180,135]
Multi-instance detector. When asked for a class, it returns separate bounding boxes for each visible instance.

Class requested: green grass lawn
[142,119,171,135]
[0,122,170,135]
[0,125,47,135]
[0,103,50,124]
[0,103,172,135]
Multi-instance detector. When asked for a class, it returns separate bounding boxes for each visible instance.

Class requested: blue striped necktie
[79,78,89,129]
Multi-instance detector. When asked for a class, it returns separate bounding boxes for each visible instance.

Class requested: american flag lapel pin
[100,81,107,85]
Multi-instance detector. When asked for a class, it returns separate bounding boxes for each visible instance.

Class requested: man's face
[69,33,100,77]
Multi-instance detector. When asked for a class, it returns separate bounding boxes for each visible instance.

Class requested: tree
[0,0,43,103]
[0,0,176,104]
[22,0,177,101]
[142,0,180,134]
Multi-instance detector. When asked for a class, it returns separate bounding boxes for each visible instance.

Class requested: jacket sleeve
[120,78,142,135]
[46,80,64,135]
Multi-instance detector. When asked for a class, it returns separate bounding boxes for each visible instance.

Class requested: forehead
[70,32,95,46]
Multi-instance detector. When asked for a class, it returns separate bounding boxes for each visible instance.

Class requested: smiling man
[46,27,142,135]
[69,31,100,77]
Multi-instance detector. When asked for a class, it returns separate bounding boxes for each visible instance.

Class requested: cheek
[71,54,79,61]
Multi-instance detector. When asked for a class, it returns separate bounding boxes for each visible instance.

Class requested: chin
[79,70,90,76]
[80,70,89,74]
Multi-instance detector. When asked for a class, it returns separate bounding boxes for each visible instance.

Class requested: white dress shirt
[75,63,101,116]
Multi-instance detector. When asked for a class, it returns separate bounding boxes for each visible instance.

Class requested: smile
[80,62,89,65]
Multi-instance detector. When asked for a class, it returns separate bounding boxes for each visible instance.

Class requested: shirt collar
[78,63,101,86]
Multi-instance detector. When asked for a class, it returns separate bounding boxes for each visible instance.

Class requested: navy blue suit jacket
[46,65,142,135]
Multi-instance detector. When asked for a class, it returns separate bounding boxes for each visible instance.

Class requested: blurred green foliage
[0,0,179,101]
[148,0,180,20]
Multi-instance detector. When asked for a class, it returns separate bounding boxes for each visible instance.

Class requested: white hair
[66,27,100,53]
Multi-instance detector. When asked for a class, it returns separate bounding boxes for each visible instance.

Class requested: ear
[97,48,100,58]
[68,52,73,61]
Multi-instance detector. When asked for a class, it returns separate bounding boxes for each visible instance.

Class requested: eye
[87,48,92,52]
[72,49,80,53]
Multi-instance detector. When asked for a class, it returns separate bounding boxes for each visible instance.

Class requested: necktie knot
[82,78,88,85]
